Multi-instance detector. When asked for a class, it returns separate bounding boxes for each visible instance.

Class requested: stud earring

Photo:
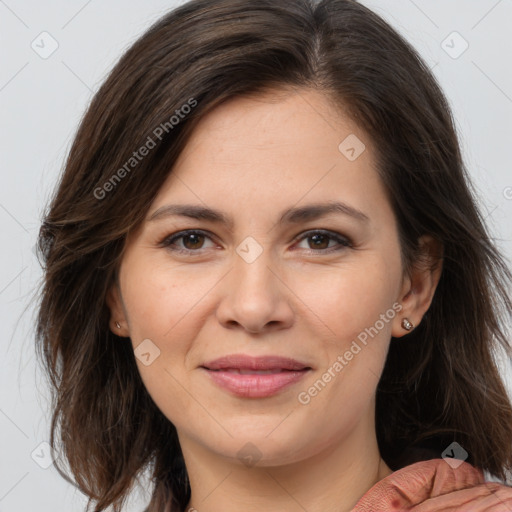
[401,318,414,331]
[115,321,121,329]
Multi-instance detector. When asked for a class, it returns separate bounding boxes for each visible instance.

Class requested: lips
[219,368,288,375]
[202,354,311,372]
[201,354,312,398]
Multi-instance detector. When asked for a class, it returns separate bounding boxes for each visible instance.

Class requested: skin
[106,87,442,512]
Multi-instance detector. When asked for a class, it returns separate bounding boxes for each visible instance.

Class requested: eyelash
[159,229,353,256]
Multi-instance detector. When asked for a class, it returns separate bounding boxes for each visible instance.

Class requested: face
[107,87,420,467]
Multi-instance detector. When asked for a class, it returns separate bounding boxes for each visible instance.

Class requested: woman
[35,0,512,510]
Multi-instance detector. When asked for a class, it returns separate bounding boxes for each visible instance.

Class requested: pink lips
[201,354,312,398]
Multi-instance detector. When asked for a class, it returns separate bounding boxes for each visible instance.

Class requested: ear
[105,277,130,337]
[392,235,443,338]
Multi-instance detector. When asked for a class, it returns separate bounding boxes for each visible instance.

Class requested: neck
[179,414,393,512]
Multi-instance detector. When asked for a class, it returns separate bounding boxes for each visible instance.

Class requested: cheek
[119,259,201,397]
[294,257,400,411]
[122,257,209,341]
[297,257,400,345]
[121,264,200,426]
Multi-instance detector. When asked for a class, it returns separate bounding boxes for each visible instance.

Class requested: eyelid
[291,229,352,251]
[160,228,353,254]
[160,229,219,252]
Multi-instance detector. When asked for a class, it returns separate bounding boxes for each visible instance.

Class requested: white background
[1,0,511,510]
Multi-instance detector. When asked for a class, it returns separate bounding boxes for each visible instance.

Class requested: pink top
[352,458,512,511]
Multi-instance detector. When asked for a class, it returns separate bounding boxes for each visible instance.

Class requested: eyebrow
[148,201,370,228]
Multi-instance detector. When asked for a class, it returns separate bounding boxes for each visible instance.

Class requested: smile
[201,354,312,398]
[202,368,311,398]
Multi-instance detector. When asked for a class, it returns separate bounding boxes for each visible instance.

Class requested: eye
[293,230,352,254]
[160,230,217,254]
[160,229,352,256]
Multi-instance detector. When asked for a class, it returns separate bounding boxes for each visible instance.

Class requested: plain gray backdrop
[1,0,511,510]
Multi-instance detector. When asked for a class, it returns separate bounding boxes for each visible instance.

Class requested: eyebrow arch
[148,200,370,227]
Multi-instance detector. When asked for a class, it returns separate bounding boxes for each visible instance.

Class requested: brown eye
[295,230,352,253]
[181,233,205,250]
[161,230,216,254]
[307,233,330,250]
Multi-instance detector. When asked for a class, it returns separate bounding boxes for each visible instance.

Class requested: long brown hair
[35,0,512,510]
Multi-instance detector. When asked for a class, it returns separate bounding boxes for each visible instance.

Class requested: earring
[115,321,121,329]
[401,318,414,331]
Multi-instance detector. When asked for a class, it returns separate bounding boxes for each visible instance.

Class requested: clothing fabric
[352,458,512,511]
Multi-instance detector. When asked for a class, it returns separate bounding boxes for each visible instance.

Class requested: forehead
[179,88,366,163]
[147,88,387,226]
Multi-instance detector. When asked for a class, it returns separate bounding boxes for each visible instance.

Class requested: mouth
[200,354,312,398]
[209,368,299,374]
[202,354,311,371]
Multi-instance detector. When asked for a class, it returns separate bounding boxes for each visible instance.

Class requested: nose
[215,246,294,334]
